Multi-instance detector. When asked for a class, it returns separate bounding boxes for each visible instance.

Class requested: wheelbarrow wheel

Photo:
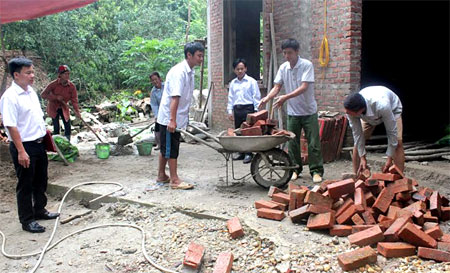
[250,149,293,189]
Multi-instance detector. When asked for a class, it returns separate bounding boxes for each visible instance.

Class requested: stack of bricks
[226,110,290,137]
[254,165,450,270]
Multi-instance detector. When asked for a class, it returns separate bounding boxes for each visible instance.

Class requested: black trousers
[53,108,71,140]
[9,141,48,224]
[233,104,255,129]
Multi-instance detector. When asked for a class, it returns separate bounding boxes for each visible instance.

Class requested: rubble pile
[254,166,450,271]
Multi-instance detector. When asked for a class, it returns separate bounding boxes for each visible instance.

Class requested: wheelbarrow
[177,125,298,189]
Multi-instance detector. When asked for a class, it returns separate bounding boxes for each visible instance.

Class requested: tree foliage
[1,0,207,101]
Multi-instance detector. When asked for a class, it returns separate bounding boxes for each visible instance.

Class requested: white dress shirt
[347,86,403,157]
[0,81,46,142]
[227,74,261,114]
[157,60,194,129]
[274,56,316,116]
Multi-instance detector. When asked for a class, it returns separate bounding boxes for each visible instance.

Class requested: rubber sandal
[156,178,170,184]
[170,182,194,190]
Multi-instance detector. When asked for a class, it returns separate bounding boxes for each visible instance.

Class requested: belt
[35,137,44,143]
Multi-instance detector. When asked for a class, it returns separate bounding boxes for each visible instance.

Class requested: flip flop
[156,178,170,184]
[170,182,194,190]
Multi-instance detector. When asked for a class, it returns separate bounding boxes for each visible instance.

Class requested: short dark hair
[149,72,161,79]
[184,42,204,58]
[281,38,300,51]
[344,92,366,112]
[232,58,247,69]
[8,57,33,79]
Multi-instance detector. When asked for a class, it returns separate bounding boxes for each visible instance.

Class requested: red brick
[437,242,450,252]
[388,164,405,178]
[272,192,290,205]
[183,242,205,269]
[372,188,394,213]
[352,225,376,234]
[364,179,379,187]
[359,168,372,180]
[362,210,377,225]
[335,198,354,218]
[387,178,413,194]
[337,246,377,271]
[423,211,439,223]
[227,217,244,239]
[350,214,364,226]
[289,205,310,223]
[377,242,416,258]
[329,225,353,237]
[429,191,442,218]
[396,192,411,202]
[378,219,396,232]
[398,223,437,248]
[336,204,358,224]
[390,201,403,208]
[267,186,283,198]
[419,187,434,199]
[355,179,367,191]
[425,226,444,240]
[413,210,425,225]
[257,208,285,221]
[423,222,439,231]
[320,179,338,193]
[268,200,287,211]
[378,214,392,223]
[212,252,233,273]
[384,216,413,242]
[327,179,355,199]
[440,233,450,243]
[255,200,279,210]
[417,247,450,262]
[288,182,300,194]
[240,121,251,129]
[365,191,376,207]
[442,207,450,221]
[354,188,366,210]
[304,191,333,208]
[308,204,334,214]
[246,110,268,125]
[371,173,401,182]
[413,224,423,230]
[240,126,262,136]
[387,205,401,220]
[348,225,384,247]
[253,119,266,127]
[307,212,336,230]
[288,189,307,211]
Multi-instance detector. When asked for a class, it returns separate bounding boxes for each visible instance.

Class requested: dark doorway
[361,1,449,142]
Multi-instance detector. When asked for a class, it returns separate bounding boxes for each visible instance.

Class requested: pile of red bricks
[254,165,450,271]
[226,110,290,137]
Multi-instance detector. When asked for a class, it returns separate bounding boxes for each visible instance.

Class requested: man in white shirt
[344,86,404,174]
[0,57,59,233]
[156,42,204,190]
[259,38,324,183]
[227,58,261,163]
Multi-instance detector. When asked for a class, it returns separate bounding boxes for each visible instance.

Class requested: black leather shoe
[35,211,60,220]
[233,153,245,160]
[243,154,253,164]
[22,221,45,233]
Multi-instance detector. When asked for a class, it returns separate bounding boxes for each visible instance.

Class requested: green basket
[95,143,110,159]
[136,142,153,156]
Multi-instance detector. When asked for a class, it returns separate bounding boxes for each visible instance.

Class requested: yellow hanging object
[319,36,329,67]
[319,0,329,68]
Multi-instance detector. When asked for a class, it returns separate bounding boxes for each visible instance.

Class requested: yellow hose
[319,0,329,68]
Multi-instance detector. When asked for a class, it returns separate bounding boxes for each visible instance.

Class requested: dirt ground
[1,140,450,273]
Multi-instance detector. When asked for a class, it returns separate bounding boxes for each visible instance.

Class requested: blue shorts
[159,124,181,159]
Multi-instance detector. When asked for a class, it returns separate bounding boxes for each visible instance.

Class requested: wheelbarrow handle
[176,128,222,152]
[187,124,220,143]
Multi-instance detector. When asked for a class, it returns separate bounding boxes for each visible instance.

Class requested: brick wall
[208,0,362,131]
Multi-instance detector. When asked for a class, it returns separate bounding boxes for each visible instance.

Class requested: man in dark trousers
[0,58,59,233]
[41,64,81,141]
